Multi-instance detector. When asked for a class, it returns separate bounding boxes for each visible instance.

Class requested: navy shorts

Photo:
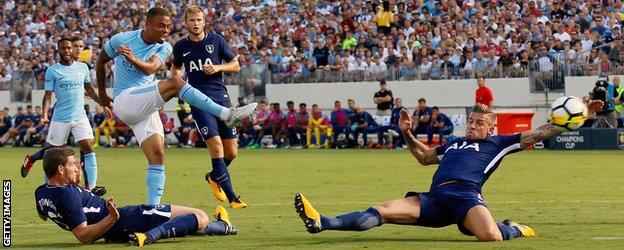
[191,99,236,141]
[406,182,486,236]
[103,204,172,242]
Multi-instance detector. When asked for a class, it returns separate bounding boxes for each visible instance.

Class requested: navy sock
[31,145,48,161]
[320,207,382,231]
[146,214,198,243]
[201,221,229,235]
[497,223,522,240]
[80,151,88,188]
[224,158,233,167]
[211,158,237,202]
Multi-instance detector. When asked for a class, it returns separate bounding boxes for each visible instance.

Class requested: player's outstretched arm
[96,51,113,109]
[71,198,119,244]
[399,109,440,165]
[520,100,604,149]
[84,84,101,106]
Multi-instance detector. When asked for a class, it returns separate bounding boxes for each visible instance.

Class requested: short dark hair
[287,101,294,105]
[299,103,307,107]
[432,106,439,111]
[259,100,267,104]
[347,99,354,102]
[380,79,387,85]
[334,100,341,104]
[43,146,75,179]
[57,37,72,49]
[146,7,171,21]
[312,104,319,108]
[26,105,32,109]
[418,98,426,103]
[71,36,83,43]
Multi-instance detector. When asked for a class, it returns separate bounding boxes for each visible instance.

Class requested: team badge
[201,126,209,135]
[206,45,214,54]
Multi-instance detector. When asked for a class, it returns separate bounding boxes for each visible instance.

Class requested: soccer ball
[550,96,588,130]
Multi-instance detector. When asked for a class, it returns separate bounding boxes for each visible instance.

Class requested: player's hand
[99,91,114,110]
[40,115,49,125]
[399,109,413,132]
[117,46,136,63]
[585,100,604,119]
[203,63,221,75]
[103,106,114,119]
[106,197,120,221]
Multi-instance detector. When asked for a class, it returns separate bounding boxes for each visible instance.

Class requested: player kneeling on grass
[34,146,237,246]
[295,101,603,241]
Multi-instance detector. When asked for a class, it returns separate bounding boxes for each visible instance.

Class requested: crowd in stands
[3,0,624,99]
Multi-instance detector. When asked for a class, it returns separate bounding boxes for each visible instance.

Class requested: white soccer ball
[550,96,588,131]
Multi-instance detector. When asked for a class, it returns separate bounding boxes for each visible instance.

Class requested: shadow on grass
[296,236,477,245]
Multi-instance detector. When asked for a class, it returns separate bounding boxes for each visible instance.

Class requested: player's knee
[476,229,503,241]
[193,209,209,229]
[224,149,237,160]
[168,75,186,90]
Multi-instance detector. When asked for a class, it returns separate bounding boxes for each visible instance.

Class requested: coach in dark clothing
[373,80,394,116]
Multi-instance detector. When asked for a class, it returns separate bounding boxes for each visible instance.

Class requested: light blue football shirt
[103,29,173,97]
[44,61,90,122]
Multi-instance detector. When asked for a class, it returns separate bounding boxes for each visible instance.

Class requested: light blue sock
[83,152,98,190]
[179,83,229,120]
[146,164,166,205]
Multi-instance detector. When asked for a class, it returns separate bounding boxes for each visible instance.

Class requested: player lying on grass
[35,147,237,246]
[296,101,603,241]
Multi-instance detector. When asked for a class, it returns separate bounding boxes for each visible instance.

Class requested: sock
[104,128,111,144]
[210,158,237,202]
[497,223,523,240]
[80,151,88,188]
[83,152,98,190]
[31,144,48,162]
[224,158,233,167]
[201,221,230,235]
[146,214,198,243]
[146,164,166,205]
[179,83,230,120]
[320,207,382,231]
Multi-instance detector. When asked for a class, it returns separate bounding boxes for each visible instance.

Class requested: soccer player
[20,38,106,196]
[295,101,603,241]
[96,7,256,206]
[171,6,250,208]
[35,146,237,246]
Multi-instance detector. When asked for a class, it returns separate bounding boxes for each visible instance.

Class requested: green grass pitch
[2,148,623,249]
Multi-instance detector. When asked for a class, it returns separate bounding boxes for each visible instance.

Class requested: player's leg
[74,119,100,191]
[22,121,71,177]
[141,134,166,205]
[157,76,256,127]
[461,205,534,241]
[130,204,236,246]
[294,193,421,233]
[195,109,246,207]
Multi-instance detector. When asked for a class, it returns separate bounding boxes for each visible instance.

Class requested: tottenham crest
[206,45,214,54]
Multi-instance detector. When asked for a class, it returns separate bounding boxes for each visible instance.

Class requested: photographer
[590,77,618,128]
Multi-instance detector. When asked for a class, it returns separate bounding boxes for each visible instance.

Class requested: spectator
[93,105,112,148]
[373,1,394,35]
[0,109,11,138]
[427,106,454,146]
[614,76,624,118]
[373,79,394,116]
[378,97,403,149]
[475,77,494,108]
[23,105,44,147]
[412,98,432,136]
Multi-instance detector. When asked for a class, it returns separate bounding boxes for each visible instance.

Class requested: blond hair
[472,104,496,125]
[184,5,203,21]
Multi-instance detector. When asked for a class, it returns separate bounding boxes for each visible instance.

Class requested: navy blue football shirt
[172,32,236,103]
[35,184,109,231]
[432,133,523,191]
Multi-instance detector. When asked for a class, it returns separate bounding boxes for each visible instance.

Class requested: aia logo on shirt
[445,141,480,153]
